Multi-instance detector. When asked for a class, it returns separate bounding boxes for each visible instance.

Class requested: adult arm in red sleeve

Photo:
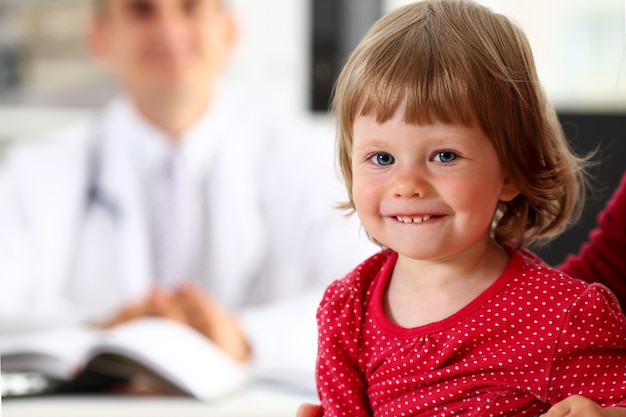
[557,170,626,310]
[546,284,626,407]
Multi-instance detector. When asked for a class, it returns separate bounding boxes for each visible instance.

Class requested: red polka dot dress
[316,249,626,417]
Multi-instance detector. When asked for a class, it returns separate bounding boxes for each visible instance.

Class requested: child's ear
[499,176,520,202]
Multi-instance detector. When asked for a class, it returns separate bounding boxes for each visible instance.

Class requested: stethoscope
[84,117,122,222]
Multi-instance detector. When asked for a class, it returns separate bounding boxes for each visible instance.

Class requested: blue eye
[370,153,395,166]
[434,151,457,163]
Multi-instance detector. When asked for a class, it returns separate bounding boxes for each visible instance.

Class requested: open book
[0,317,248,400]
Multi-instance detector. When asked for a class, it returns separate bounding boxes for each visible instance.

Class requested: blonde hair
[333,0,588,249]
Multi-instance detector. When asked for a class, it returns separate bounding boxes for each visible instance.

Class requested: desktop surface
[2,383,318,417]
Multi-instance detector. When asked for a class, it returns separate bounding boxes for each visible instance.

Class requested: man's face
[90,0,236,102]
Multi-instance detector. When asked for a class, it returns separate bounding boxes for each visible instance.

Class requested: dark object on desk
[1,359,184,399]
[67,354,187,397]
[1,371,63,397]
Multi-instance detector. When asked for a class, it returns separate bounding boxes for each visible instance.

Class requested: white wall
[223,0,313,121]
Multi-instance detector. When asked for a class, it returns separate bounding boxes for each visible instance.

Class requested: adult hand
[169,283,251,363]
[297,403,323,417]
[541,395,626,417]
[102,283,251,363]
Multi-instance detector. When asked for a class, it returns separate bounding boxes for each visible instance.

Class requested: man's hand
[170,283,251,363]
[542,396,626,417]
[102,283,251,363]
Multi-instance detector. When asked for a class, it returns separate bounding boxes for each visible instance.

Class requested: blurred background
[0,0,624,263]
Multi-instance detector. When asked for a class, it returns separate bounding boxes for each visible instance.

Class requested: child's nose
[392,167,430,198]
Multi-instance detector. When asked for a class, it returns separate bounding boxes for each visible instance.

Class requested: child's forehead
[350,112,495,157]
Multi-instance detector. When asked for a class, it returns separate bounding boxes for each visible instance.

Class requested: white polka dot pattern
[315,249,626,417]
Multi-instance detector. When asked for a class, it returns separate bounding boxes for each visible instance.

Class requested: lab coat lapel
[18,123,92,305]
[204,138,267,309]
[98,104,154,298]
[198,95,268,309]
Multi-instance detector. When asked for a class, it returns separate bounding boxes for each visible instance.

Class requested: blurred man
[0,0,376,377]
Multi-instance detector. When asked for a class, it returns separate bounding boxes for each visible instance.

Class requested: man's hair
[93,0,105,16]
[92,0,226,17]
[332,0,589,249]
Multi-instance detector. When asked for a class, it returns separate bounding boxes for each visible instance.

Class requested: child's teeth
[397,215,432,223]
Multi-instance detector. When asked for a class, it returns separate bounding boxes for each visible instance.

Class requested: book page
[0,325,101,380]
[85,317,248,400]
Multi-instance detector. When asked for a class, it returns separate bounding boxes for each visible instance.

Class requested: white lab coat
[0,91,377,381]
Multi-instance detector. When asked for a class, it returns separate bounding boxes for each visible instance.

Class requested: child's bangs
[354,41,477,127]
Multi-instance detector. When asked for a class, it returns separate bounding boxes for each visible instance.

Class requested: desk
[2,383,318,417]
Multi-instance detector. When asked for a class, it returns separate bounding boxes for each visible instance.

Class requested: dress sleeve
[547,284,626,407]
[557,171,626,310]
[316,278,371,417]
